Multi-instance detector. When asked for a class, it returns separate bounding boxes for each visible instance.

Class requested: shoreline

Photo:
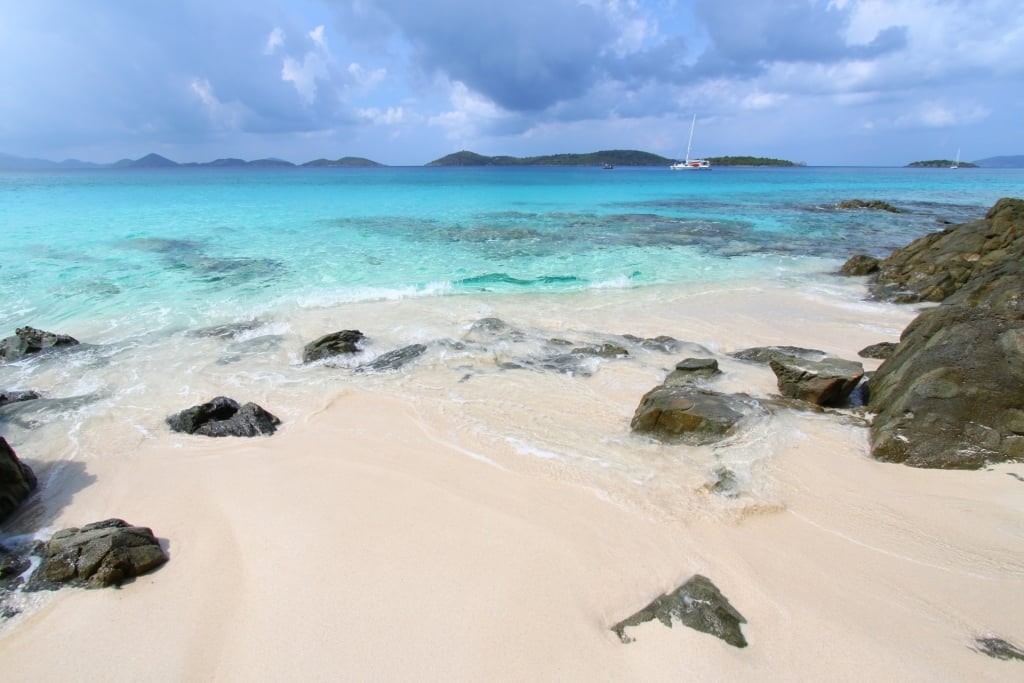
[1,278,1022,679]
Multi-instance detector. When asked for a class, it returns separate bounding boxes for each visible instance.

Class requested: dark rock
[973,637,1024,661]
[709,466,740,497]
[303,330,365,363]
[354,344,427,373]
[870,197,1024,303]
[622,334,686,353]
[0,437,37,523]
[0,326,80,363]
[187,320,263,339]
[464,317,522,343]
[0,390,41,407]
[840,254,880,276]
[868,257,1024,468]
[612,574,747,648]
[858,342,898,359]
[769,355,865,407]
[836,199,905,213]
[665,358,721,385]
[568,343,629,358]
[730,346,827,364]
[631,385,754,445]
[166,397,280,437]
[29,519,167,589]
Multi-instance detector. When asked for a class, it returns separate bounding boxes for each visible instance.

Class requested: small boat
[670,114,711,170]
[602,162,614,170]
[950,148,960,169]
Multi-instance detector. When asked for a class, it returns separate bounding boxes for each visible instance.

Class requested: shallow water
[0,165,1019,529]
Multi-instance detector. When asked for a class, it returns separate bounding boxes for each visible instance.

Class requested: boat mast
[685,114,696,163]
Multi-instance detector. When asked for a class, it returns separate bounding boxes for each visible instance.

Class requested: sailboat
[950,148,960,169]
[670,114,711,170]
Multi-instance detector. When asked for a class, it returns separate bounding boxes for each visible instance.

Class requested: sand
[1,281,1022,681]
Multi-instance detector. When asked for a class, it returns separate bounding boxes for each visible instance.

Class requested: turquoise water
[2,165,1019,333]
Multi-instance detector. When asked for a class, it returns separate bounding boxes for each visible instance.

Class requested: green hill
[426,149,674,167]
[301,157,383,168]
[971,155,1024,168]
[706,156,799,166]
[906,159,979,168]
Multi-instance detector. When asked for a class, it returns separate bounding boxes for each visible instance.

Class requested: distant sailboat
[670,115,711,170]
[951,148,960,169]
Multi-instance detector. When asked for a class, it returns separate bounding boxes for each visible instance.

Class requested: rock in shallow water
[0,436,37,523]
[303,329,365,363]
[769,355,864,407]
[0,326,80,363]
[630,385,752,445]
[166,396,281,437]
[29,519,167,589]
[612,574,748,648]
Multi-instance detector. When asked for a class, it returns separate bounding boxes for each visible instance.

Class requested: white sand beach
[1,281,1022,681]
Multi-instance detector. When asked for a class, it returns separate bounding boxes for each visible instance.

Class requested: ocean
[1,165,1022,524]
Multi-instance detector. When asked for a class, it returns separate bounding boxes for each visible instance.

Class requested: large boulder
[0,326,80,363]
[303,330,365,363]
[167,396,281,437]
[30,519,167,589]
[631,385,753,445]
[868,258,1024,468]
[0,437,37,523]
[769,355,865,407]
[869,197,1024,303]
[612,574,748,648]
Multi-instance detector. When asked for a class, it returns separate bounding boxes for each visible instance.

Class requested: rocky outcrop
[868,258,1024,468]
[612,574,747,648]
[303,330,365,363]
[769,355,865,407]
[0,437,37,523]
[868,197,1024,303]
[29,519,167,589]
[167,396,281,437]
[835,199,905,213]
[0,326,80,363]
[840,254,880,276]
[631,385,756,445]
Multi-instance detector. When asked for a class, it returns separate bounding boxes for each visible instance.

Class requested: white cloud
[348,62,387,89]
[358,106,407,125]
[264,27,284,55]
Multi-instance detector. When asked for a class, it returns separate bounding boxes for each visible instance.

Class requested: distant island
[426,150,800,167]
[970,155,1024,168]
[906,159,979,168]
[705,156,800,167]
[0,151,383,170]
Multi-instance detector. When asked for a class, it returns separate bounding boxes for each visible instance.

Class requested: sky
[0,0,1021,166]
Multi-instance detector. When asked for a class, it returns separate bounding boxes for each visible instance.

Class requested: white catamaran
[670,114,711,170]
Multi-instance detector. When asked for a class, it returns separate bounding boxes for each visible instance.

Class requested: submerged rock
[0,390,41,407]
[630,385,751,445]
[835,199,905,213]
[187,320,263,339]
[303,330,365,363]
[0,437,37,523]
[0,326,80,363]
[29,519,167,589]
[463,317,523,343]
[167,396,281,437]
[612,574,748,648]
[973,637,1024,661]
[354,344,427,373]
[769,355,864,407]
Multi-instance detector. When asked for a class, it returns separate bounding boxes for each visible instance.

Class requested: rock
[463,317,522,343]
[187,320,263,339]
[30,519,167,589]
[631,385,752,445]
[166,396,281,437]
[708,466,740,497]
[354,344,427,373]
[870,197,1024,303]
[0,437,37,523]
[769,355,865,407]
[622,334,687,353]
[868,258,1024,468]
[665,358,721,385]
[0,326,80,363]
[835,199,905,213]
[0,390,41,407]
[568,343,628,358]
[840,254,880,276]
[730,346,826,364]
[303,330,365,363]
[612,574,748,648]
[858,342,898,359]
[973,637,1024,661]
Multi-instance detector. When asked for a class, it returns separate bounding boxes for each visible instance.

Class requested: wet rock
[354,344,427,373]
[709,466,740,497]
[0,390,41,407]
[0,436,37,523]
[612,574,748,648]
[835,199,905,213]
[187,320,263,339]
[29,519,167,589]
[665,358,721,386]
[0,326,80,363]
[870,197,1024,303]
[631,386,752,445]
[463,317,522,343]
[868,258,1024,468]
[973,637,1024,661]
[166,396,281,437]
[730,346,826,364]
[769,355,865,407]
[858,342,898,359]
[622,334,687,353]
[568,343,628,358]
[840,254,880,276]
[303,330,365,363]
